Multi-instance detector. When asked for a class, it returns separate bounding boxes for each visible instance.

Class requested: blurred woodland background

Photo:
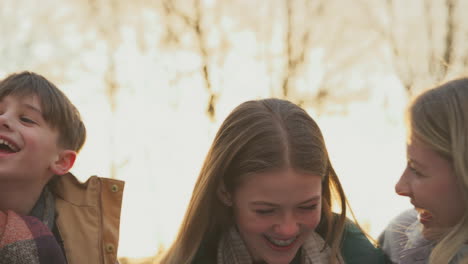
[1,0,468,262]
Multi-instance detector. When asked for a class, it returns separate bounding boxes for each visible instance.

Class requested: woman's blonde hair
[158,98,349,264]
[407,78,468,263]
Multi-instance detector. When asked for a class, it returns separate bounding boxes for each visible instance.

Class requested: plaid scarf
[0,188,66,264]
[217,227,344,264]
[29,187,56,231]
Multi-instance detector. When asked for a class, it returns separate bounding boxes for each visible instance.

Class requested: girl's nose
[274,214,299,237]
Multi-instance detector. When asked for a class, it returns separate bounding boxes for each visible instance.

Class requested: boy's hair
[0,71,86,152]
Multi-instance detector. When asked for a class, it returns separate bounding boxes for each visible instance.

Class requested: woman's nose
[395,169,411,197]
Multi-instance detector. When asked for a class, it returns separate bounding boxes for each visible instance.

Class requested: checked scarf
[0,187,66,264]
[217,227,344,264]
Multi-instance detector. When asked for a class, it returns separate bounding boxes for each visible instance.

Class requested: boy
[0,71,124,264]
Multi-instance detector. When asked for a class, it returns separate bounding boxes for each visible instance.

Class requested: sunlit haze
[2,0,466,259]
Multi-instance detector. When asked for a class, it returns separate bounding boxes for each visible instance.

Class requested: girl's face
[231,168,322,264]
[395,138,465,239]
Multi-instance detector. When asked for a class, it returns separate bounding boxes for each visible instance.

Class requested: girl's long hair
[158,99,350,264]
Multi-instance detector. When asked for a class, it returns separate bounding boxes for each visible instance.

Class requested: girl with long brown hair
[159,98,385,264]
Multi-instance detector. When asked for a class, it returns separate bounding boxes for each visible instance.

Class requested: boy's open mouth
[0,138,19,153]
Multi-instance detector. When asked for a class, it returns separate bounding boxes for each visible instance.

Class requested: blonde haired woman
[159,98,385,264]
[379,78,468,263]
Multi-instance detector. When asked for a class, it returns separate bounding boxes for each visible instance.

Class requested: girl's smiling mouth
[263,234,299,251]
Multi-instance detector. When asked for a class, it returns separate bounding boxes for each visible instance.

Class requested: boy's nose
[395,169,411,197]
[0,115,12,130]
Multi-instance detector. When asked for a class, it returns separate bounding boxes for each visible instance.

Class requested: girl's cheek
[303,212,321,229]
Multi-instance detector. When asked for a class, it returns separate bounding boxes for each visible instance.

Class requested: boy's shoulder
[49,173,124,205]
[49,173,125,264]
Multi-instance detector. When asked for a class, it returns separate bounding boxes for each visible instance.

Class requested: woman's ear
[217,182,233,206]
[50,150,77,175]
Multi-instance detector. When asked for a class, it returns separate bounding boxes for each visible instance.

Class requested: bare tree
[384,0,468,96]
[0,0,87,80]
[158,0,223,120]
[270,0,379,114]
[90,0,121,112]
[281,0,319,98]
[83,0,125,178]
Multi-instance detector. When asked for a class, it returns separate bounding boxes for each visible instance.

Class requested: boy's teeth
[10,144,18,151]
[0,138,18,152]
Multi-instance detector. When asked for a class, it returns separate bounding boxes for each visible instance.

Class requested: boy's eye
[20,117,36,124]
[299,204,318,211]
[255,209,275,215]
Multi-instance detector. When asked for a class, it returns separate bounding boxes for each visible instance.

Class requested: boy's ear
[50,150,77,175]
[217,182,232,206]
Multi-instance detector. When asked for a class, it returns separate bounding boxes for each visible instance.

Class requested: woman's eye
[299,204,318,211]
[255,209,274,215]
[408,164,423,177]
[20,117,36,124]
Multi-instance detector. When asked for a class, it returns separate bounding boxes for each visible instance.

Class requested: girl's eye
[20,117,36,124]
[299,204,318,211]
[255,209,275,215]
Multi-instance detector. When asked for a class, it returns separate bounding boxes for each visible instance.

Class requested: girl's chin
[258,257,296,264]
[258,239,300,264]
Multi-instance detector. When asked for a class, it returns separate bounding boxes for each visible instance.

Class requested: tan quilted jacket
[50,173,125,264]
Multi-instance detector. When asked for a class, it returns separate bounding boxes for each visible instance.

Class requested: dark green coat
[339,221,388,264]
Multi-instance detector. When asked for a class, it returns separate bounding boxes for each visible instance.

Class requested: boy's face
[0,95,64,186]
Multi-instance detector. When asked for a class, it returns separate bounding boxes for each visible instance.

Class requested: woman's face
[231,168,322,264]
[395,138,465,239]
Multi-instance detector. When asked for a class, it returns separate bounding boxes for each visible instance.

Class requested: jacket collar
[399,220,433,264]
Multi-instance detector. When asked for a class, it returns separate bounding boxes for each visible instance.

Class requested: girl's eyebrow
[250,196,321,207]
[298,196,320,205]
[250,201,278,207]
